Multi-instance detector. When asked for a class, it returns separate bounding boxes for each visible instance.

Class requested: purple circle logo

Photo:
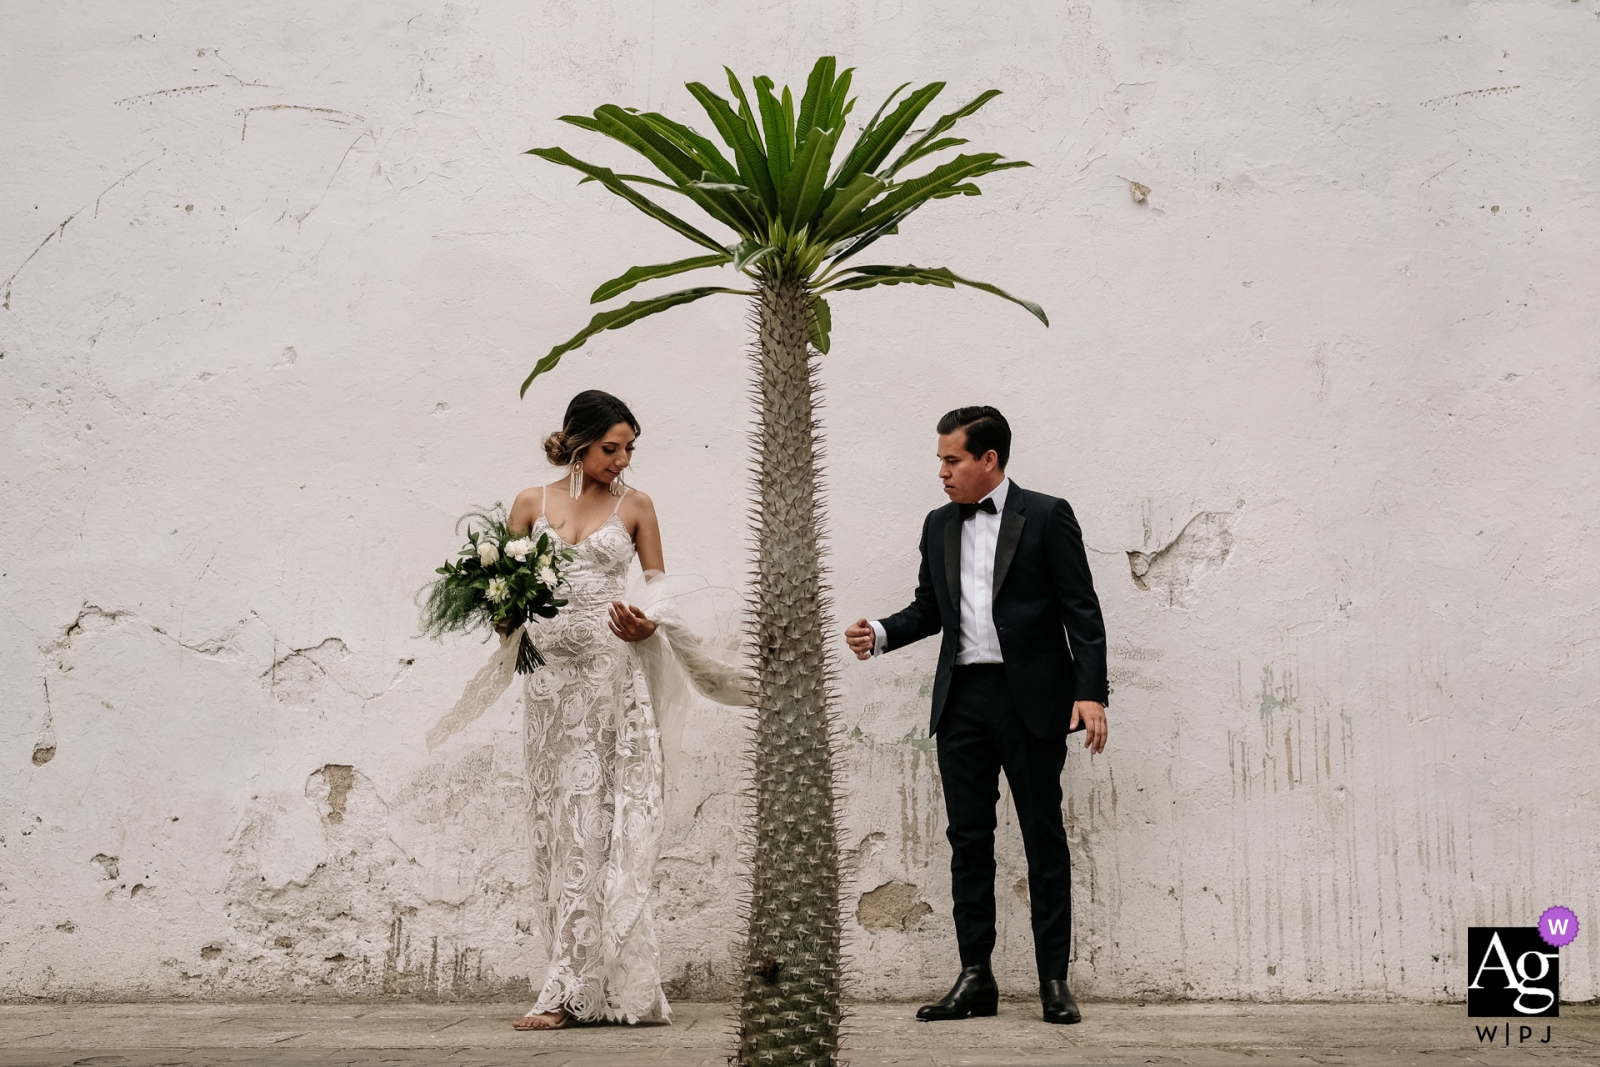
[1539,905,1579,948]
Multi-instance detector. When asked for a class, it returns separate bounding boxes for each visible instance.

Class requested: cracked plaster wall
[2,1,1597,1003]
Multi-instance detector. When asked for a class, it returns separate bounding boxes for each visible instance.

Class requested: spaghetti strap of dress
[610,485,631,516]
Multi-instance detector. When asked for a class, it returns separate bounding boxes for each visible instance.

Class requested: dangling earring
[570,459,583,498]
[609,472,626,497]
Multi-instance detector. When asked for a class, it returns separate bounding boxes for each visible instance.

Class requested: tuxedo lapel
[992,484,1026,599]
[942,509,963,616]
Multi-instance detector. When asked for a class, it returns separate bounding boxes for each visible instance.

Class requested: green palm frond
[518,285,750,395]
[818,264,1049,326]
[589,254,733,303]
[882,88,1002,177]
[524,146,729,253]
[524,56,1046,388]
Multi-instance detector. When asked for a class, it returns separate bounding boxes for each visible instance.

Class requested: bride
[499,389,750,1031]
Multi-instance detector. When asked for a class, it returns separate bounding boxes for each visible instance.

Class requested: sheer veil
[625,569,754,786]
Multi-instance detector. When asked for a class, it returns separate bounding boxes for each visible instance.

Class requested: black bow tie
[959,498,998,520]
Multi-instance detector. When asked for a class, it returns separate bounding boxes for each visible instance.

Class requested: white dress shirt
[870,478,1010,663]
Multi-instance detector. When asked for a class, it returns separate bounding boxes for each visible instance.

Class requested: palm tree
[521,57,1046,1067]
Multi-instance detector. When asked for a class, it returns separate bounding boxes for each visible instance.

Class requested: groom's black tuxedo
[875,480,1108,984]
[878,481,1109,738]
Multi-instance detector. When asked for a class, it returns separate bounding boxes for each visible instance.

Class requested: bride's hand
[608,601,657,642]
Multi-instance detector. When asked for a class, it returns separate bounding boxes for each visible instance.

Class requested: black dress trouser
[934,663,1072,982]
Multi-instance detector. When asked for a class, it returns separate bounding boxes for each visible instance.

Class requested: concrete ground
[1,1001,1597,1066]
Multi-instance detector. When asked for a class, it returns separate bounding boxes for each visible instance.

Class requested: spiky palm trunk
[737,271,843,1067]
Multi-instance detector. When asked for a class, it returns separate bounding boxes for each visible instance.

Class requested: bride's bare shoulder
[621,487,657,514]
[508,485,548,532]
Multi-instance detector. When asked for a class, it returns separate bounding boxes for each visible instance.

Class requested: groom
[846,406,1109,1025]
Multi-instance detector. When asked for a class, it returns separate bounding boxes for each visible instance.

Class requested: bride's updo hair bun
[545,390,641,466]
[542,430,574,466]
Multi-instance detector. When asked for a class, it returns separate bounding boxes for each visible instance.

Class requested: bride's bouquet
[420,506,571,674]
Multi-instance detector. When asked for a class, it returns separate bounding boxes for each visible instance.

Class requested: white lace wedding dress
[517,488,750,1023]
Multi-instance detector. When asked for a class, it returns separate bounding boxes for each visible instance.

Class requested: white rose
[477,540,500,566]
[538,566,559,588]
[505,537,534,562]
[486,576,510,602]
[537,551,553,570]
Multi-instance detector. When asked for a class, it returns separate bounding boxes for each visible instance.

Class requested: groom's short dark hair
[937,406,1011,469]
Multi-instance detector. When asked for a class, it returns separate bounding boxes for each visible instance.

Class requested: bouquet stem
[514,628,545,674]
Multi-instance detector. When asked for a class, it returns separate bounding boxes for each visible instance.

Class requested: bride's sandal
[512,1009,571,1031]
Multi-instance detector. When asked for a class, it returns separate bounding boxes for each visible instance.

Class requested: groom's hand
[845,619,876,660]
[1071,701,1108,754]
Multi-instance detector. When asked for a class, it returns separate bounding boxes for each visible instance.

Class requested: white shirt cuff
[868,620,887,657]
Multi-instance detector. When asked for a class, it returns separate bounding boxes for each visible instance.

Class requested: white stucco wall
[3,0,1597,1004]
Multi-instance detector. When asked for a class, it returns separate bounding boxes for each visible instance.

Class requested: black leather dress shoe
[1040,979,1081,1024]
[916,964,1000,1021]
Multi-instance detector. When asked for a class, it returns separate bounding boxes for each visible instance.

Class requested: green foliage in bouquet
[421,506,571,674]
